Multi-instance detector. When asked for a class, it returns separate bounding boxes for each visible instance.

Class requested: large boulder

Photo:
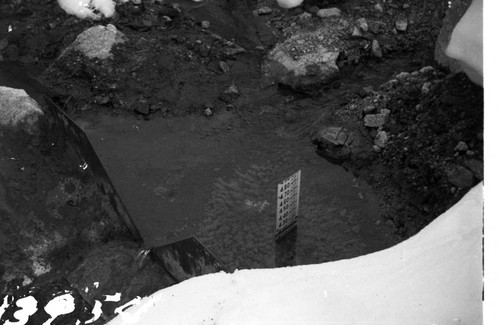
[263,30,341,91]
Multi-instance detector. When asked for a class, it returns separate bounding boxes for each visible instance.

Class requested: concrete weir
[0,85,141,285]
[0,81,224,323]
[0,85,165,323]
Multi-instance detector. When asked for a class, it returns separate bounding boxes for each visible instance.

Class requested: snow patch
[0,295,10,320]
[42,293,75,325]
[4,296,38,325]
[104,292,122,302]
[57,0,116,20]
[85,300,103,324]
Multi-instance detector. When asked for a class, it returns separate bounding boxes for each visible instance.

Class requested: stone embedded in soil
[374,130,389,148]
[60,24,126,60]
[352,26,363,38]
[134,98,150,115]
[395,19,408,32]
[396,71,411,80]
[314,126,353,162]
[316,7,342,18]
[357,18,369,32]
[464,159,483,180]
[219,61,231,73]
[204,107,213,116]
[201,20,210,29]
[0,87,43,134]
[0,38,7,51]
[253,6,272,16]
[371,39,383,58]
[314,126,372,164]
[454,141,469,152]
[447,165,475,188]
[219,84,240,103]
[363,105,377,115]
[264,30,340,91]
[364,113,388,128]
[421,81,432,94]
[374,3,384,12]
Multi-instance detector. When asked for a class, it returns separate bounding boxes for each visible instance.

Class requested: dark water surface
[74,92,397,271]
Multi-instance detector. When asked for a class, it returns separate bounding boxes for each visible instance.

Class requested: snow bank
[57,0,116,20]
[446,0,483,85]
[108,183,483,325]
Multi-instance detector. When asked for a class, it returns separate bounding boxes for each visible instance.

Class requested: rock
[371,21,384,34]
[0,87,42,135]
[395,71,410,80]
[253,6,272,16]
[419,66,435,74]
[371,39,383,58]
[219,61,231,73]
[464,159,483,180]
[466,150,475,156]
[201,20,210,29]
[134,101,150,115]
[363,105,377,114]
[298,12,313,20]
[307,5,320,15]
[380,108,391,116]
[316,7,342,18]
[395,19,408,32]
[0,38,8,51]
[357,18,369,32]
[314,126,373,164]
[448,165,475,188]
[219,84,240,103]
[364,113,388,128]
[204,107,213,116]
[374,3,384,12]
[95,94,110,105]
[421,81,432,94]
[153,185,168,197]
[454,141,469,152]
[60,24,126,60]
[352,26,363,38]
[131,0,142,4]
[264,31,340,91]
[313,127,354,162]
[374,130,389,148]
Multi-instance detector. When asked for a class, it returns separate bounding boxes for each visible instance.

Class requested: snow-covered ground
[108,183,483,325]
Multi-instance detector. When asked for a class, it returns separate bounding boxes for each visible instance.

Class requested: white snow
[104,293,122,302]
[276,0,303,9]
[446,0,483,85]
[108,183,483,325]
[57,0,116,20]
[42,293,75,325]
[113,296,142,316]
[4,296,38,325]
[85,300,103,324]
[0,295,9,320]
